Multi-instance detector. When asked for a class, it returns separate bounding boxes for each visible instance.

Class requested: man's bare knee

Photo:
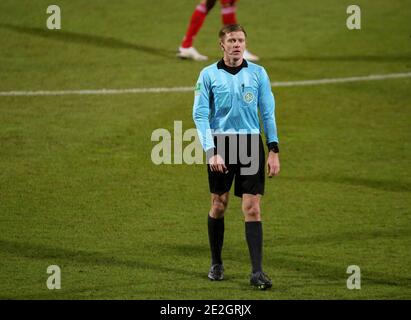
[210,193,228,218]
[242,195,261,221]
[244,205,260,220]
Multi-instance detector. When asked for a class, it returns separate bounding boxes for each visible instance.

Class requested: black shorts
[207,134,265,198]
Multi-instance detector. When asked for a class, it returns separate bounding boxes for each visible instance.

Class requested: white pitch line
[0,72,410,97]
[271,72,411,87]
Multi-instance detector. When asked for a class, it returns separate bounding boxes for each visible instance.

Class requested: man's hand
[267,151,280,178]
[209,154,228,173]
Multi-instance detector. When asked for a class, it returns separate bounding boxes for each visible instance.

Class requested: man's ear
[220,41,225,51]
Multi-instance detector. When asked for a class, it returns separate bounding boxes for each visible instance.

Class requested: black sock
[245,221,263,273]
[208,215,224,265]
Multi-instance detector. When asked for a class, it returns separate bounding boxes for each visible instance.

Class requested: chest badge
[243,92,254,104]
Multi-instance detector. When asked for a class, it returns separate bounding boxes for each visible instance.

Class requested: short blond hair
[218,24,247,40]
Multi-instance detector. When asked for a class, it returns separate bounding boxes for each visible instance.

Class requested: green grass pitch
[0,0,410,299]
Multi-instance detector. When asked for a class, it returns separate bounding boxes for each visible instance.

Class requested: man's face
[220,31,246,60]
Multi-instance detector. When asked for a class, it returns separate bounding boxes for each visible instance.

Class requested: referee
[193,24,280,290]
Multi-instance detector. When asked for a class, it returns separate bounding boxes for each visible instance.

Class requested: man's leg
[242,194,272,289]
[208,192,229,280]
[178,0,217,61]
[219,0,237,25]
[242,194,262,273]
[219,0,259,61]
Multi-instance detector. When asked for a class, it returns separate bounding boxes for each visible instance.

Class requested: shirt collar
[217,58,248,75]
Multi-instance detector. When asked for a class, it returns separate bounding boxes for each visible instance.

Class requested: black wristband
[267,142,279,153]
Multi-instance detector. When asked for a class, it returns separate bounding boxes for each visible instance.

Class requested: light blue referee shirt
[193,59,278,152]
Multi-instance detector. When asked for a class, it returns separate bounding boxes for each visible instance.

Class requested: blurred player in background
[178,0,259,61]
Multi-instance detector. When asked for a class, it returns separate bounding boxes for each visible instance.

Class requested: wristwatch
[267,142,279,154]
